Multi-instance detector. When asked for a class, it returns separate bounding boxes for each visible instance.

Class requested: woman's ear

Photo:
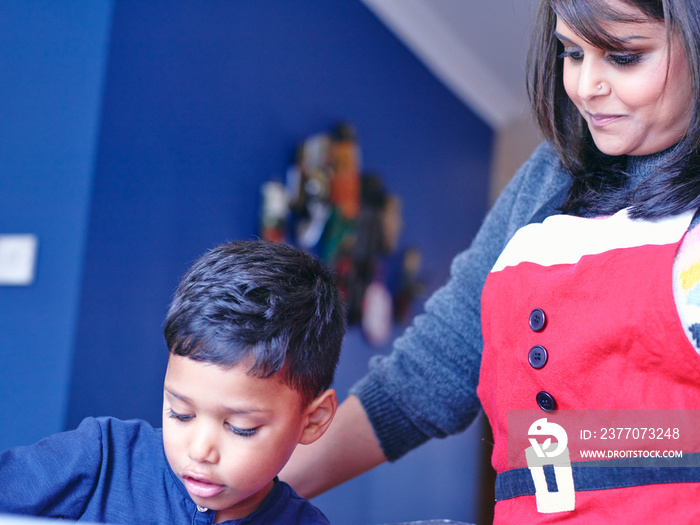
[299,389,337,445]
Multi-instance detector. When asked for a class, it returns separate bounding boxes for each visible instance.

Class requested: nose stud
[597,84,603,91]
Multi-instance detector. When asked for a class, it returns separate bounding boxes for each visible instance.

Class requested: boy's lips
[182,472,225,499]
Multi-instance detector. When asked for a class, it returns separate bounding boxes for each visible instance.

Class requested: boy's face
[162,354,311,521]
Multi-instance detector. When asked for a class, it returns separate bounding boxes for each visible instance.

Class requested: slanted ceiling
[362,0,539,129]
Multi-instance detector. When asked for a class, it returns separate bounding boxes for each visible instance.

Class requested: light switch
[0,234,39,286]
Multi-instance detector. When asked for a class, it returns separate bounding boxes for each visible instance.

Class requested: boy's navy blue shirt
[0,417,329,524]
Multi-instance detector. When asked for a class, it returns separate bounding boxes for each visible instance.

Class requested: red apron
[478,208,700,523]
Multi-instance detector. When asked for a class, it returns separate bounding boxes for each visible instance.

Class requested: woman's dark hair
[527,0,700,218]
[164,240,346,405]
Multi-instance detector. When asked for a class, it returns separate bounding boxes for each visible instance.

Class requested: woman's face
[556,0,693,156]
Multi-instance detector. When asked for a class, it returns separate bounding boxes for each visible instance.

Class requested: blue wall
[2,1,493,523]
[0,0,113,450]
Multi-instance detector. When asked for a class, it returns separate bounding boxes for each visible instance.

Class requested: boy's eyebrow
[164,386,270,414]
[164,386,194,404]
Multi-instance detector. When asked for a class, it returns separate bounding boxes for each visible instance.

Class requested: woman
[282,0,700,521]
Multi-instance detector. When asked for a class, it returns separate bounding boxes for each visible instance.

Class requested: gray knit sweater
[351,140,683,461]
[350,142,572,461]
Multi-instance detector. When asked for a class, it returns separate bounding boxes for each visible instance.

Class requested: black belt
[496,454,700,501]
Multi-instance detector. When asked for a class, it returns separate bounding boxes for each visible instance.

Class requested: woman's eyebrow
[554,30,650,44]
[554,31,574,44]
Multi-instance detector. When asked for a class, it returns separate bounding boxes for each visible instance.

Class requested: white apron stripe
[492,208,695,272]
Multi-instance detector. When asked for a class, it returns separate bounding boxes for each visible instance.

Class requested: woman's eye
[558,49,584,61]
[227,424,257,437]
[609,53,642,67]
[168,408,194,422]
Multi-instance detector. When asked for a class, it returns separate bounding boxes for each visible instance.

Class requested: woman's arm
[281,143,570,497]
[280,394,386,499]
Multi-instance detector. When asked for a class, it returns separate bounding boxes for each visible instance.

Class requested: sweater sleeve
[0,417,104,518]
[350,142,570,461]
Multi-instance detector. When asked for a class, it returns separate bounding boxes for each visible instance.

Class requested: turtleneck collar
[624,142,682,189]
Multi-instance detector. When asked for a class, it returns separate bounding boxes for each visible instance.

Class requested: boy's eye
[227,424,257,438]
[167,408,194,422]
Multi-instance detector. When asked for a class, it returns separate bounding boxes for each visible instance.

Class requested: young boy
[0,240,345,524]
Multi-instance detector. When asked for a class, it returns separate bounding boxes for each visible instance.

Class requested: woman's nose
[577,57,608,99]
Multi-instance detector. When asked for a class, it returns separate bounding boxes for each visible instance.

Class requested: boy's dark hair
[164,240,346,405]
[528,0,700,219]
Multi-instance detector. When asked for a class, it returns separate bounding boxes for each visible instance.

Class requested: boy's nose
[188,428,220,464]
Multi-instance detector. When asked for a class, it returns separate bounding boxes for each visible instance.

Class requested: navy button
[528,345,548,369]
[529,308,546,331]
[536,391,556,412]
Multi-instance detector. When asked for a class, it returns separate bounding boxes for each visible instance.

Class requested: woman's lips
[587,112,624,127]
[183,473,225,499]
